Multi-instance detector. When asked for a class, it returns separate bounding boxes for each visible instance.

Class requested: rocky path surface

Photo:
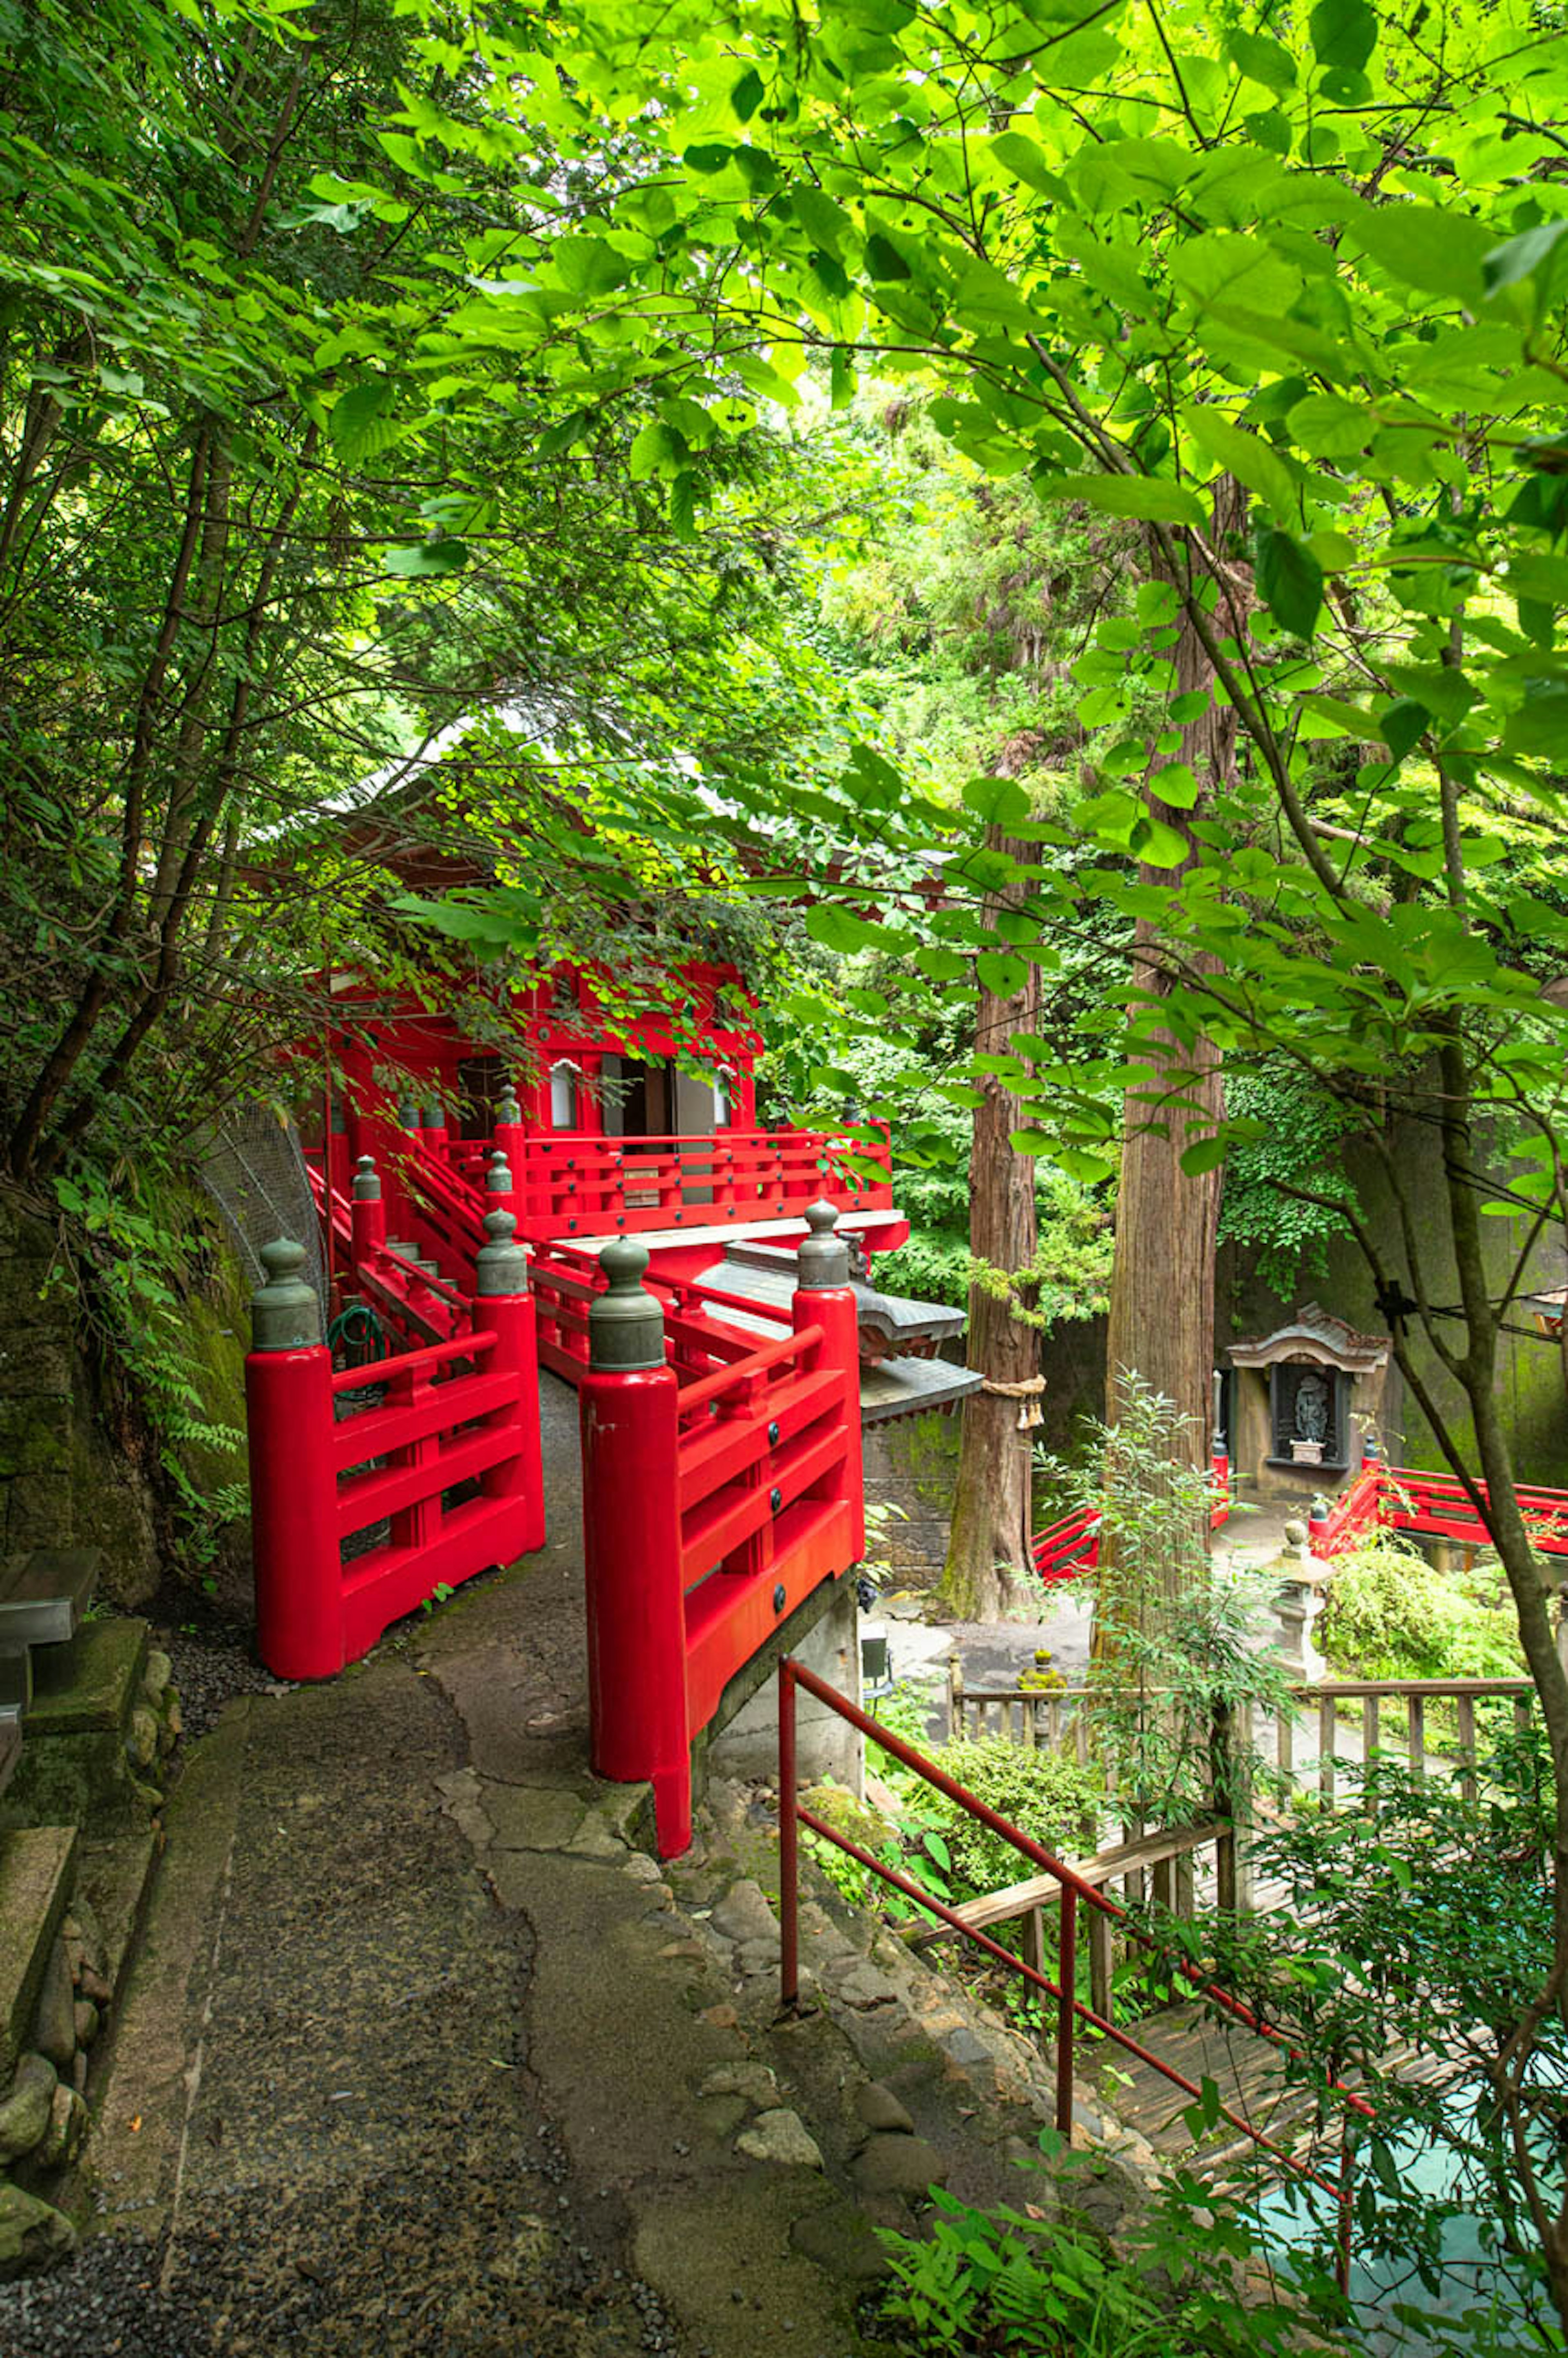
[0,1379,1151,2358]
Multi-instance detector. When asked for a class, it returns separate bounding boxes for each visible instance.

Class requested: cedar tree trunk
[942,826,1041,1620]
[1100,490,1244,1611]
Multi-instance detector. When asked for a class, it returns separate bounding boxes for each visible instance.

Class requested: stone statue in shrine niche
[1294,1370,1331,1444]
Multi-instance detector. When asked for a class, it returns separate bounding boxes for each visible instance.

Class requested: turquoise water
[1254,2108,1560,2354]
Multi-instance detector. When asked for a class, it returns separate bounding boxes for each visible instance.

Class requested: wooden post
[1088,1907,1114,2025]
[1407,1692,1426,1778]
[1456,1694,1478,1807]
[947,1653,964,1742]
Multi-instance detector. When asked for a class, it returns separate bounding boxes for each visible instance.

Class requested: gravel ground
[158,1611,278,1741]
[0,1644,684,2358]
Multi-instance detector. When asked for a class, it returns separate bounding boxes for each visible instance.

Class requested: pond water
[1254,2100,1560,2355]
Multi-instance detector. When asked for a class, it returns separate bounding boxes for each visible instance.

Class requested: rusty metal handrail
[777,1658,1364,2274]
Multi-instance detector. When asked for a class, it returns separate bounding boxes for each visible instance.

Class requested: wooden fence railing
[939,1671,1537,1965]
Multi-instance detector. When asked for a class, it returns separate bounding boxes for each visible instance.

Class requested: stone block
[0,2181,74,2280]
[735,2108,824,2169]
[0,1827,78,2081]
[28,1936,74,2074]
[25,1620,149,1738]
[0,2054,56,2163]
[9,1623,159,1833]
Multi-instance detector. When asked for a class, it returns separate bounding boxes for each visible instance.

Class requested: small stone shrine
[1225,1303,1392,1504]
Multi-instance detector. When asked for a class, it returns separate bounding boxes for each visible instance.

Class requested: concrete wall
[1220,1115,1568,1488]
[704,1575,864,1794]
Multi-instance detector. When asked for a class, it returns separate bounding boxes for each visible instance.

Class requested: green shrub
[876,2170,1312,2356]
[926,1738,1105,1901]
[1321,1531,1526,1685]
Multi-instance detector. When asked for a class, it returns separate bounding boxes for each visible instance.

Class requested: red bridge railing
[1032,1451,1232,1585]
[1309,1455,1568,1561]
[245,1217,543,1678]
[579,1203,864,1858]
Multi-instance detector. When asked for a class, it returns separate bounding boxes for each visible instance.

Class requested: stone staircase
[0,1549,102,1799]
[0,1549,178,2278]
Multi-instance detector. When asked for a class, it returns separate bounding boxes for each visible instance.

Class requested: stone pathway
[0,1377,1153,2358]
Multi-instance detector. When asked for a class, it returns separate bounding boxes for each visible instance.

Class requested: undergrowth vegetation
[1321,1530,1526,1686]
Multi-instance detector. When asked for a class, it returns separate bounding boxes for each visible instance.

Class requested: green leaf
[731,65,764,121]
[329,375,401,460]
[1227,30,1296,91]
[976,951,1028,995]
[990,131,1066,200]
[550,234,631,296]
[1183,406,1298,518]
[629,421,687,480]
[1351,205,1495,303]
[962,775,1030,828]
[1503,681,1568,757]
[1038,473,1206,527]
[1254,524,1323,637]
[1300,693,1375,739]
[1133,814,1193,868]
[864,232,912,282]
[1286,393,1368,460]
[804,904,889,954]
[1180,1134,1227,1176]
[1483,221,1568,299]
[1378,698,1429,762]
[383,538,468,576]
[1310,0,1377,71]
[1149,762,1198,810]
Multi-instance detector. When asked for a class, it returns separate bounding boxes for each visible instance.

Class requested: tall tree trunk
[1099,489,1245,1611]
[942,826,1041,1620]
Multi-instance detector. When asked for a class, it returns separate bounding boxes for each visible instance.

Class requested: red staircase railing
[777,1658,1367,2284]
[579,1207,864,1858]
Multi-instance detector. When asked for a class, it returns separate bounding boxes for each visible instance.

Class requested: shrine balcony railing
[478,1121,892,1247]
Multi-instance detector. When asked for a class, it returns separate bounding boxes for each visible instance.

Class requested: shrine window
[713,1066,734,1128]
[549,1060,581,1131]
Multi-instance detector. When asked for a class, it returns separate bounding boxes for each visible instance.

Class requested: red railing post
[472,1209,545,1555]
[579,1240,692,1856]
[779,1658,800,2011]
[791,1200,865,1562]
[1056,1887,1078,2134]
[245,1238,343,1679]
[493,1083,536,1230]
[350,1154,386,1269]
[483,1146,519,1238]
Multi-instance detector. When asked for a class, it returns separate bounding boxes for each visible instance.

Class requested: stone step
[0,1639,28,1716]
[0,1550,100,1651]
[7,1621,157,1835]
[22,1618,149,1742]
[0,1825,78,2083]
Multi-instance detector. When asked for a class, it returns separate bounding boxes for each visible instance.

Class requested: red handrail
[777,1659,1363,2279]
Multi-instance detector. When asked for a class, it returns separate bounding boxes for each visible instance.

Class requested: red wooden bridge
[252,1030,887,1854]
[1030,1443,1568,1587]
